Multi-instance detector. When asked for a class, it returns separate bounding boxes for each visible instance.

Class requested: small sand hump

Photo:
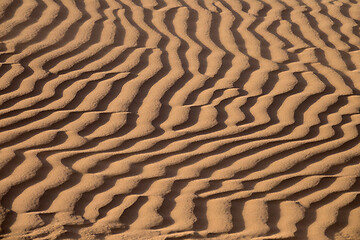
[0,0,359,239]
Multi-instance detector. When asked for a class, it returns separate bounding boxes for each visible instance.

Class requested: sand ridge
[0,0,360,239]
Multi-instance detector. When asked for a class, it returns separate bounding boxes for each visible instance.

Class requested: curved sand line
[0,0,360,239]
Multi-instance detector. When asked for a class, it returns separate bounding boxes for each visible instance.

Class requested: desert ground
[0,0,360,239]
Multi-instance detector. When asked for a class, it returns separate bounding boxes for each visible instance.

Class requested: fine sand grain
[0,0,360,239]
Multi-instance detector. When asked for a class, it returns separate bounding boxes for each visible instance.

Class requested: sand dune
[0,0,360,239]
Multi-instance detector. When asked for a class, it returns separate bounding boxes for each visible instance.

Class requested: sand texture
[0,0,360,239]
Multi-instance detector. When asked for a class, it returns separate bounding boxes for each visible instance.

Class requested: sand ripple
[0,0,359,239]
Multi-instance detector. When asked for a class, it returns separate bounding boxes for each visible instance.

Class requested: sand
[0,0,359,239]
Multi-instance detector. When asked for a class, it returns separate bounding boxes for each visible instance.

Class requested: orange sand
[0,0,360,239]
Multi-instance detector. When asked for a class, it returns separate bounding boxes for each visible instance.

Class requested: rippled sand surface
[0,0,360,239]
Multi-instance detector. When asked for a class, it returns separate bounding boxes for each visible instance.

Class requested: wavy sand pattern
[0,0,360,239]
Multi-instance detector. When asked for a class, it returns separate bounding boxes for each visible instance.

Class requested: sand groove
[0,0,359,239]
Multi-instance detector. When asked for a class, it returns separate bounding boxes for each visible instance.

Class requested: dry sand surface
[0,0,360,239]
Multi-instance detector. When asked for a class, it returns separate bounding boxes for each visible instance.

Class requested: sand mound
[0,0,359,239]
